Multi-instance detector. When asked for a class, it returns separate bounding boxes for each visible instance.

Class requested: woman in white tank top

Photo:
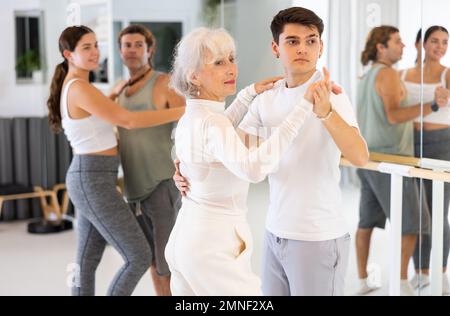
[401,27,450,130]
[400,26,450,294]
[47,26,185,296]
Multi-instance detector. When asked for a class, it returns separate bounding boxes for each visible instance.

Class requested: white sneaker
[400,280,415,296]
[443,275,450,295]
[410,274,430,289]
[356,278,380,295]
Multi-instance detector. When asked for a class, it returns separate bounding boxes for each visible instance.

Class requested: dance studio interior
[1,0,449,297]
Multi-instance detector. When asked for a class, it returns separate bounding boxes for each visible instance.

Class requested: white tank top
[401,68,450,125]
[61,79,118,155]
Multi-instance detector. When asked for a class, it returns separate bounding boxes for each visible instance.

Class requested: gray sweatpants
[129,179,181,276]
[413,128,450,269]
[66,155,152,296]
[261,231,350,296]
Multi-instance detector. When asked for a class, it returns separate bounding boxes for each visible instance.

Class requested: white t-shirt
[239,70,359,241]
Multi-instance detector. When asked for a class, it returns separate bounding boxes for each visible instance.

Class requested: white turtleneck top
[175,84,313,216]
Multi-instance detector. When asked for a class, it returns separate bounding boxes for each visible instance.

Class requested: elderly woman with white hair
[164,27,316,296]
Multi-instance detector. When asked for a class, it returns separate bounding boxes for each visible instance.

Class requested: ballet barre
[341,153,450,296]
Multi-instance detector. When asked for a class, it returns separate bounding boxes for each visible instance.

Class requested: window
[15,11,45,83]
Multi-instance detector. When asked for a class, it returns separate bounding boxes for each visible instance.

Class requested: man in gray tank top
[111,24,184,296]
[356,26,431,296]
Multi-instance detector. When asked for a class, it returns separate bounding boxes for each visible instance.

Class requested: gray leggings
[414,128,450,269]
[66,155,152,296]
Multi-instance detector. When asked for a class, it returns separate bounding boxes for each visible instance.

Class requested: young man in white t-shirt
[174,7,369,295]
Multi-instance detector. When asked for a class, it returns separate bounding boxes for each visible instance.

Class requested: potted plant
[202,0,222,27]
[16,50,42,81]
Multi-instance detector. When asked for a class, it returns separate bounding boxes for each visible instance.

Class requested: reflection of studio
[0,0,449,297]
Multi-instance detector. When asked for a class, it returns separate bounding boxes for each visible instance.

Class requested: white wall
[231,0,292,92]
[42,0,71,96]
[0,0,62,118]
[398,0,422,70]
[112,0,203,32]
[422,0,450,67]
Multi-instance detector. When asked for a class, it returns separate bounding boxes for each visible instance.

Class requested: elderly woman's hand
[254,76,284,94]
[173,159,190,197]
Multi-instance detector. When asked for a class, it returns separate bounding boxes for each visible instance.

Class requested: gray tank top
[357,64,414,156]
[118,71,176,202]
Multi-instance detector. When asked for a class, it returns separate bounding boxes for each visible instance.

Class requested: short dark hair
[271,7,324,44]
